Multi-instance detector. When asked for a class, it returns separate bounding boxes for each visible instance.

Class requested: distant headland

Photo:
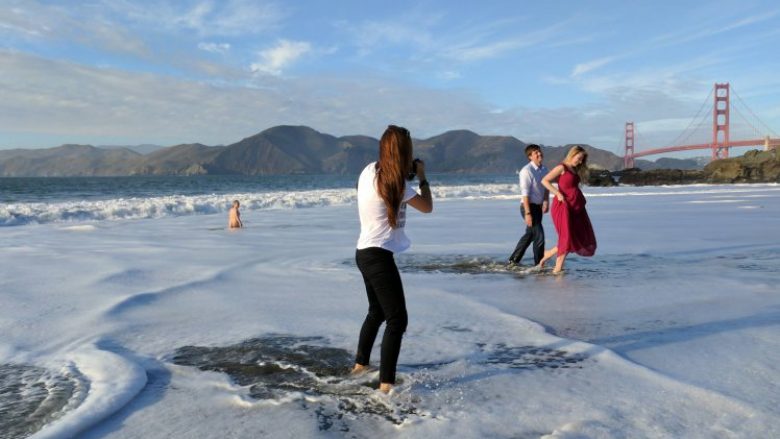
[1,125,776,183]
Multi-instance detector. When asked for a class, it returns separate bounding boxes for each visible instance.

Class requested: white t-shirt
[356,162,419,253]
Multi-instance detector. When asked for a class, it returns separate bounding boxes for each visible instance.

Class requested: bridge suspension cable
[731,86,779,138]
[664,86,714,148]
[730,103,761,139]
[634,125,650,149]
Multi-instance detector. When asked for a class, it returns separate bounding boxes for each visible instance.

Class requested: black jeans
[355,247,408,384]
[509,203,545,265]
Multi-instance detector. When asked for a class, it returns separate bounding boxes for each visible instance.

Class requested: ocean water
[1,178,779,438]
[0,174,516,226]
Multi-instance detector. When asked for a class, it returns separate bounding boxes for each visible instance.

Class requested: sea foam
[2,182,778,227]
[1,184,518,226]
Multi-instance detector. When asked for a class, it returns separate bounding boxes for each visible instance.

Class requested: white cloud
[444,38,532,62]
[0,50,558,148]
[176,1,214,30]
[346,13,575,64]
[0,1,149,57]
[3,48,770,152]
[638,118,697,134]
[571,56,617,77]
[720,10,780,32]
[250,40,311,76]
[198,42,231,54]
[438,70,462,80]
[347,19,435,57]
[573,55,723,99]
[652,10,780,48]
[0,8,44,37]
[103,0,286,36]
[174,0,284,35]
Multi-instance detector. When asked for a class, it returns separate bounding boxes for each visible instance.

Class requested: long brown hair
[564,145,589,182]
[376,125,413,228]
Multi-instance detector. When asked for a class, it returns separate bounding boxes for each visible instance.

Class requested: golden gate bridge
[623,83,780,169]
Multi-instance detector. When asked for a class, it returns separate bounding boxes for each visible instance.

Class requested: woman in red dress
[537,145,597,274]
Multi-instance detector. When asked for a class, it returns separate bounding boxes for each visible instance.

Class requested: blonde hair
[564,145,589,182]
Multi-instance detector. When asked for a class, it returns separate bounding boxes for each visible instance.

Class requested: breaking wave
[2,183,778,227]
[0,184,518,226]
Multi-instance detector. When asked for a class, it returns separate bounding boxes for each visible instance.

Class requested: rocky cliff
[704,149,780,183]
[610,149,779,185]
[615,168,706,185]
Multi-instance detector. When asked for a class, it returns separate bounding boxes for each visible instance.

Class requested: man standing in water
[508,144,549,266]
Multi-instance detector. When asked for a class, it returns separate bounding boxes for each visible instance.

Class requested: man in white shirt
[509,144,549,266]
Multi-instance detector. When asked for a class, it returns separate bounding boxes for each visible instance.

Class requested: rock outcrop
[615,168,706,185]
[587,169,618,186]
[704,149,780,183]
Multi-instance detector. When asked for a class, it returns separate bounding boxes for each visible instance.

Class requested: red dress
[551,165,597,257]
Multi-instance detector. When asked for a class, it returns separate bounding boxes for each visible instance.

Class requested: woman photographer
[351,125,433,394]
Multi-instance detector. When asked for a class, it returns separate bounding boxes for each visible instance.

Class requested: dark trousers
[509,203,545,265]
[355,247,408,384]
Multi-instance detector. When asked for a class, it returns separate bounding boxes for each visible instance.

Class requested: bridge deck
[631,138,780,159]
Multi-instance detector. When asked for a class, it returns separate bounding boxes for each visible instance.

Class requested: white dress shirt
[519,162,548,205]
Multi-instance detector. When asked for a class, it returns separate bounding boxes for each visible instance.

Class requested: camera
[407,158,421,180]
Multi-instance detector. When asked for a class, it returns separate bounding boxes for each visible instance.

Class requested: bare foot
[379,382,393,394]
[351,364,368,375]
[551,269,565,275]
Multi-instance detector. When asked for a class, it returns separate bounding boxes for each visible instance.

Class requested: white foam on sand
[31,346,147,439]
[60,224,97,231]
[1,183,779,437]
[686,199,744,203]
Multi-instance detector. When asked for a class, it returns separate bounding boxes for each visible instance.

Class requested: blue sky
[1,0,779,157]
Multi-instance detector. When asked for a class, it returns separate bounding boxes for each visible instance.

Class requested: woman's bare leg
[552,252,567,274]
[537,247,558,268]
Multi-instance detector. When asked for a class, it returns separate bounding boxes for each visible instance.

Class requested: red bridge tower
[712,83,730,160]
[624,121,635,168]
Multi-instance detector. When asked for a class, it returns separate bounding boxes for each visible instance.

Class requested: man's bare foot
[378,383,393,394]
[351,364,368,375]
[551,269,564,275]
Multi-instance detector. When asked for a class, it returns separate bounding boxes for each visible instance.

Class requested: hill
[0,126,700,177]
[131,143,225,175]
[99,144,164,155]
[0,145,141,176]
